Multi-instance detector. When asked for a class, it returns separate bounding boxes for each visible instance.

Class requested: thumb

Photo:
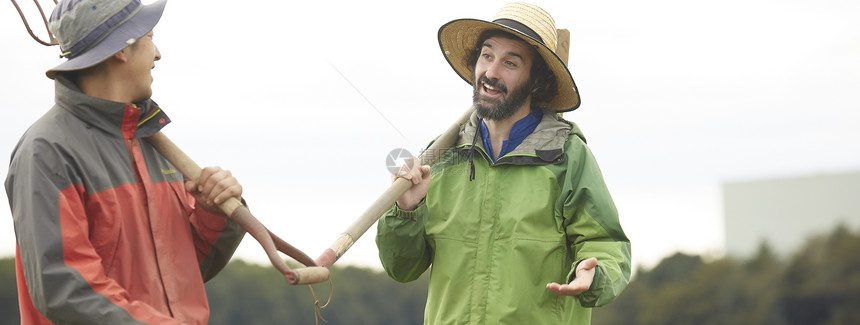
[578,257,598,271]
[421,165,432,177]
[185,180,198,193]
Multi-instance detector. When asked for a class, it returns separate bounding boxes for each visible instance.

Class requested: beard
[472,75,532,121]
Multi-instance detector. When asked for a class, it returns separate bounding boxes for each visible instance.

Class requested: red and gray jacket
[5,77,245,324]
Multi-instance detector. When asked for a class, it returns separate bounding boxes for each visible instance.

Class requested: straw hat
[438,2,580,112]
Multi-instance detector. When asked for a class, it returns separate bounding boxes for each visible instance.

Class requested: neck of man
[75,63,138,104]
[482,97,533,159]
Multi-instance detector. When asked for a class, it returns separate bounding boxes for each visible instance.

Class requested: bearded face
[470,36,536,121]
[473,75,533,121]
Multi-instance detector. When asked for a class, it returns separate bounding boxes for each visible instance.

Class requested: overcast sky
[2,0,859,274]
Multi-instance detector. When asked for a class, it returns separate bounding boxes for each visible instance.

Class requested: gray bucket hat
[46,0,167,79]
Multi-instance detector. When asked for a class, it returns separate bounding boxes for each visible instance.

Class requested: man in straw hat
[376,2,631,323]
[6,0,246,323]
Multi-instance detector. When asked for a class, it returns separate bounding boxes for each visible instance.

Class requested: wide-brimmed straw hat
[438,2,580,112]
[46,0,167,79]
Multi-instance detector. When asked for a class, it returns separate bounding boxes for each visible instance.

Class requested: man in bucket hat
[6,0,246,323]
[376,2,631,324]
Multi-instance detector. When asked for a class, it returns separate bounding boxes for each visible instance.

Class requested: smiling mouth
[481,80,505,97]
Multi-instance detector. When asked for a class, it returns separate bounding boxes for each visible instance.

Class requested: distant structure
[723,170,860,258]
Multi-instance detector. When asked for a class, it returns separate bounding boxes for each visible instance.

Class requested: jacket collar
[455,108,581,165]
[54,75,170,139]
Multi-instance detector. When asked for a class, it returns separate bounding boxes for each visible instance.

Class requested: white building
[723,170,860,258]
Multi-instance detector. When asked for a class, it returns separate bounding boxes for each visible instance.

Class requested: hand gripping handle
[146,132,328,284]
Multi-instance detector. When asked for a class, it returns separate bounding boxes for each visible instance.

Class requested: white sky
[1,0,859,273]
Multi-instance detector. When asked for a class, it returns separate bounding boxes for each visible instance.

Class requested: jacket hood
[455,109,585,165]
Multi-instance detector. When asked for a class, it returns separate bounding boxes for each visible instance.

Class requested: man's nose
[484,61,502,80]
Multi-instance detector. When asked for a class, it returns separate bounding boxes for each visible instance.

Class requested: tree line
[592,223,860,325]
[0,224,857,324]
[0,258,429,325]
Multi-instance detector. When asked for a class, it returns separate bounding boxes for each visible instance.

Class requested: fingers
[408,165,431,185]
[211,181,242,205]
[546,279,590,296]
[196,166,242,206]
[394,158,417,183]
[394,156,430,185]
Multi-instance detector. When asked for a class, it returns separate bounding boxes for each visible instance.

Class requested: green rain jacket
[376,110,631,325]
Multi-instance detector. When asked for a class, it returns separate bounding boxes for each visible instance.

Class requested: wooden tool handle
[146,131,327,284]
[316,106,474,268]
[289,266,332,285]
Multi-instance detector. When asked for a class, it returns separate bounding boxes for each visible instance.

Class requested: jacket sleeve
[561,137,632,307]
[187,197,245,282]
[375,201,433,282]
[7,139,181,324]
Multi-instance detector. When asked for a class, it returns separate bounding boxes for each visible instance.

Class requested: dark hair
[465,29,558,105]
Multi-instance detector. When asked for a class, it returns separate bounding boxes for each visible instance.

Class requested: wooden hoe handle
[315,106,474,270]
[146,132,329,285]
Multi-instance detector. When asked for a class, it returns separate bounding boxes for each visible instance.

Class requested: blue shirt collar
[480,108,544,162]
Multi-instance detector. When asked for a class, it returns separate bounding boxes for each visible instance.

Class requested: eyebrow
[482,43,525,61]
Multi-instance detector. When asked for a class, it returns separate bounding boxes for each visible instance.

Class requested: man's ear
[112,48,130,63]
[530,76,544,94]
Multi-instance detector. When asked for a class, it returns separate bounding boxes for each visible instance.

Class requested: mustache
[478,76,508,94]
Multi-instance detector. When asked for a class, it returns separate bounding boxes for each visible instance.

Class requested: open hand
[546,257,598,296]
